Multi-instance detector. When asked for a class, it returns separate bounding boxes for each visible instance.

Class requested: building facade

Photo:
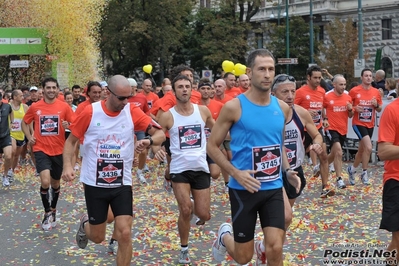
[250,0,399,78]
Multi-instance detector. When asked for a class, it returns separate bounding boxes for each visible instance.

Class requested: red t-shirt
[70,101,151,140]
[214,94,234,105]
[349,85,382,128]
[141,91,159,109]
[128,94,150,114]
[199,99,223,120]
[294,85,325,129]
[75,99,92,117]
[378,99,399,184]
[225,87,242,98]
[23,99,75,155]
[323,91,352,135]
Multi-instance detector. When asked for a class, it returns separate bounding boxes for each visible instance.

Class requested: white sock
[181,246,188,251]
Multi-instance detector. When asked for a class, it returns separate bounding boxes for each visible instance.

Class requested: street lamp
[310,0,314,64]
[285,0,289,74]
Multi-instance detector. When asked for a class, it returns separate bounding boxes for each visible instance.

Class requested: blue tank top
[229,94,285,190]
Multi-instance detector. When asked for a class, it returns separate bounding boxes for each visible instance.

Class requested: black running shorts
[34,151,63,180]
[380,179,399,232]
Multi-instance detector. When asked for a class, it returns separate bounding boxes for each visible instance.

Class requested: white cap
[29,86,38,91]
[99,81,108,87]
[127,78,137,87]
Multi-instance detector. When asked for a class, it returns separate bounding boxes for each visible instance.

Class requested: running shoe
[337,178,346,189]
[108,239,118,255]
[320,186,335,198]
[254,240,267,266]
[195,217,205,226]
[212,223,232,262]
[224,185,229,194]
[329,163,335,173]
[178,249,191,264]
[76,214,89,249]
[51,210,57,228]
[2,176,10,187]
[7,169,14,183]
[137,173,147,184]
[347,165,356,185]
[313,164,320,177]
[42,211,53,231]
[361,171,370,185]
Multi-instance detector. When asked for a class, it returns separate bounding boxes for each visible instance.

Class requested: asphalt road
[0,159,390,266]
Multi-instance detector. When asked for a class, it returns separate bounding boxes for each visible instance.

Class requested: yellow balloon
[143,64,153,74]
[234,63,246,76]
[222,60,234,73]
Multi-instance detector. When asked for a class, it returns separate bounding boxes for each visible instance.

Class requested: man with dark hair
[208,49,300,265]
[295,65,334,197]
[71,84,86,106]
[22,77,75,231]
[154,74,215,264]
[347,68,382,185]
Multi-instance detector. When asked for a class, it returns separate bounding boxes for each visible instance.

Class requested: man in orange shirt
[295,65,333,197]
[224,72,242,98]
[140,79,159,110]
[377,95,399,265]
[347,68,382,185]
[323,75,353,189]
[22,77,75,231]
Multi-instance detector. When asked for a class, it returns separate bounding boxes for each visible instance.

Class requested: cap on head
[127,78,137,87]
[30,86,38,91]
[100,81,108,87]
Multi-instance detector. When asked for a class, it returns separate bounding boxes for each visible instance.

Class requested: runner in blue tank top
[208,49,301,266]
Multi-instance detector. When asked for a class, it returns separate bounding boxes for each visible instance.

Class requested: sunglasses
[108,88,133,101]
[272,74,296,88]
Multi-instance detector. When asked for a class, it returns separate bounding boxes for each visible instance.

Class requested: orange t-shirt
[150,90,201,115]
[23,99,75,156]
[75,99,92,117]
[323,91,352,135]
[214,94,234,105]
[349,85,382,128]
[225,87,242,98]
[69,101,151,140]
[294,85,325,129]
[128,93,150,114]
[377,99,399,184]
[141,91,159,109]
[199,99,224,120]
[190,89,202,104]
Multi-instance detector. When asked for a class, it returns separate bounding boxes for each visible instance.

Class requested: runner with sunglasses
[294,65,334,198]
[62,75,165,266]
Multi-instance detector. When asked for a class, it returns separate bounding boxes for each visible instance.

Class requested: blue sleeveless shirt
[229,94,285,190]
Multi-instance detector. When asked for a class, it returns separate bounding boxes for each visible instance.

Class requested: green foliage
[266,16,320,80]
[317,17,368,84]
[100,0,194,81]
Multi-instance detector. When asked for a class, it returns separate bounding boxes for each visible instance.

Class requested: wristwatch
[144,136,153,146]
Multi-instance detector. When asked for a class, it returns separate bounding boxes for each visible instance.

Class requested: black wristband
[144,136,153,146]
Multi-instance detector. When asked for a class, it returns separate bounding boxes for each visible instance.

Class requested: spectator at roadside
[371,69,386,94]
[385,78,398,100]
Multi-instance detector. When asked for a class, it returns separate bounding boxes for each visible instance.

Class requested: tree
[181,0,262,80]
[100,0,194,83]
[317,17,369,84]
[267,16,320,80]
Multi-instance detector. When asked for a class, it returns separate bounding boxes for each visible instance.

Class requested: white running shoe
[254,240,267,265]
[329,163,335,173]
[337,178,346,189]
[212,223,232,262]
[137,173,146,184]
[361,171,370,185]
[178,249,191,264]
[7,169,14,183]
[2,176,10,187]
[108,239,118,255]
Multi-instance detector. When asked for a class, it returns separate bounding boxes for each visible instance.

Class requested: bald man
[62,75,165,266]
[238,74,250,93]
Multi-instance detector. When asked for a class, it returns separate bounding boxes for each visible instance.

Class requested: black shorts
[380,179,399,232]
[325,130,346,148]
[206,154,215,164]
[170,170,210,190]
[304,128,325,150]
[0,135,12,152]
[65,131,71,140]
[84,185,132,225]
[282,166,306,199]
[34,151,63,180]
[222,140,231,151]
[352,125,374,140]
[162,137,171,157]
[229,188,285,243]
